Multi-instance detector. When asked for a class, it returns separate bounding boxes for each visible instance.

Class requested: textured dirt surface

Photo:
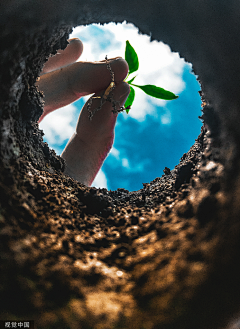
[1,1,240,329]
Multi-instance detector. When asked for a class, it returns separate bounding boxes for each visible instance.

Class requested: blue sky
[39,22,202,191]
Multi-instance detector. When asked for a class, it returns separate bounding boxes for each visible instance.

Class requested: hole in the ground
[39,21,202,192]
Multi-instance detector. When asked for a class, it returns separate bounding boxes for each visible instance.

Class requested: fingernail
[69,38,80,43]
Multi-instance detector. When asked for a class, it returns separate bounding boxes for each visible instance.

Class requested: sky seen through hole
[39,22,202,192]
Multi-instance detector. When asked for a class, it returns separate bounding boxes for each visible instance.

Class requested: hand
[37,38,130,186]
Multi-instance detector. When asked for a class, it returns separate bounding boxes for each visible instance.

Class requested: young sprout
[87,56,130,120]
[87,40,178,119]
[124,40,178,113]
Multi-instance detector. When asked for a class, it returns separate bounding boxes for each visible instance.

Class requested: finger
[61,81,130,186]
[76,81,130,140]
[41,38,83,75]
[37,57,129,120]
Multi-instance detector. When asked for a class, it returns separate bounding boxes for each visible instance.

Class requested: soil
[1,1,240,329]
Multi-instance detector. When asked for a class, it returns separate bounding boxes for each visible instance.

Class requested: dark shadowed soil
[1,1,240,329]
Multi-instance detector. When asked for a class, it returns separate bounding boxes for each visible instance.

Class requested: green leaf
[126,75,137,84]
[130,83,178,100]
[125,40,139,75]
[124,86,135,113]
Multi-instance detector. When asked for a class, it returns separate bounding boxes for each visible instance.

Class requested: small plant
[87,41,178,120]
[124,40,178,113]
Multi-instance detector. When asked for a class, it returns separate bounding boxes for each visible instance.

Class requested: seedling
[87,56,130,120]
[124,40,178,113]
[87,40,178,119]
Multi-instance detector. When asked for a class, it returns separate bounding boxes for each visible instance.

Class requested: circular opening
[39,22,202,191]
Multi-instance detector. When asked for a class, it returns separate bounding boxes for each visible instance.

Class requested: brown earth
[1,1,240,329]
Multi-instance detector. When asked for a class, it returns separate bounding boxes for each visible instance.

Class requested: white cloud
[70,22,187,121]
[122,158,130,168]
[92,168,108,189]
[39,103,78,154]
[110,147,120,159]
[159,108,172,125]
[109,145,150,174]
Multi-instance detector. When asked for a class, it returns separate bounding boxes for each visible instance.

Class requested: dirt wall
[1,1,240,328]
